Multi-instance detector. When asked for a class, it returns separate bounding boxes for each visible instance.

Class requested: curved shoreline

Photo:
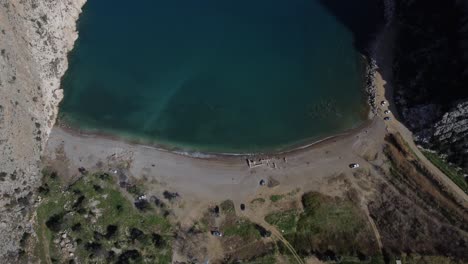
[57,0,375,158]
[48,0,389,163]
[56,117,374,160]
[56,47,376,159]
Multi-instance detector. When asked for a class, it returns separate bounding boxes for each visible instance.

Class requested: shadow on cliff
[317,0,386,56]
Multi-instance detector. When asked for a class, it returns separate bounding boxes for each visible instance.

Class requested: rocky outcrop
[393,0,468,173]
[0,0,86,261]
[431,101,468,170]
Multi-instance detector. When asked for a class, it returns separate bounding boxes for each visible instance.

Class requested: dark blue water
[60,0,368,153]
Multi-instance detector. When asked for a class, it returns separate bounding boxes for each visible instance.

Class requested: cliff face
[393,0,468,173]
[0,0,85,260]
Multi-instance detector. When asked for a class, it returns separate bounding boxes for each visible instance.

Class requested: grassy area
[212,200,276,262]
[293,193,371,252]
[270,189,300,203]
[218,200,262,240]
[421,150,468,194]
[269,192,379,261]
[265,210,298,234]
[35,169,172,263]
[246,253,277,264]
[220,199,235,213]
[401,254,462,264]
[223,218,261,240]
[269,194,284,202]
[330,255,385,264]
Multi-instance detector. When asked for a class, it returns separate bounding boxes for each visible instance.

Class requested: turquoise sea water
[60,0,368,153]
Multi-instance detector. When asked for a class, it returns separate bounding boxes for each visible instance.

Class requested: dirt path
[372,20,467,205]
[364,207,383,250]
[245,210,304,264]
[393,120,467,204]
[374,73,468,206]
[39,220,52,264]
[268,226,305,264]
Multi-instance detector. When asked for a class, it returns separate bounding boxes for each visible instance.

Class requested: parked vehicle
[349,163,360,169]
[211,230,223,237]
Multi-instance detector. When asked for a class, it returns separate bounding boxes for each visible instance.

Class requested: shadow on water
[317,0,386,56]
[316,0,401,123]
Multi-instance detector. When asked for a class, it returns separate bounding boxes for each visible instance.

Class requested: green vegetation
[265,210,298,234]
[126,183,145,198]
[421,150,468,194]
[328,255,385,264]
[218,200,263,241]
[268,192,379,261]
[298,193,364,235]
[401,254,462,264]
[269,189,300,203]
[35,169,172,263]
[246,253,277,264]
[220,199,235,213]
[269,194,284,202]
[223,218,261,240]
[178,199,276,263]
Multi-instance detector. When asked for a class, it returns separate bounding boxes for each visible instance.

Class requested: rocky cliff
[393,0,468,174]
[0,0,85,261]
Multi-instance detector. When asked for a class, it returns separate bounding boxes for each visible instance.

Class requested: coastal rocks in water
[0,0,86,261]
[365,58,378,114]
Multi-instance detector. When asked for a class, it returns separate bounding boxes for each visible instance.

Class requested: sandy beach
[45,116,386,205]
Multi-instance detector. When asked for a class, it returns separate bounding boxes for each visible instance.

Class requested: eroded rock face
[0,0,86,260]
[431,101,468,169]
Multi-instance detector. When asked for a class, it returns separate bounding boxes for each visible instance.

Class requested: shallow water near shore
[60,0,369,153]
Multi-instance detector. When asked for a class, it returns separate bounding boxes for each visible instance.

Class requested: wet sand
[56,117,374,159]
[45,116,387,203]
